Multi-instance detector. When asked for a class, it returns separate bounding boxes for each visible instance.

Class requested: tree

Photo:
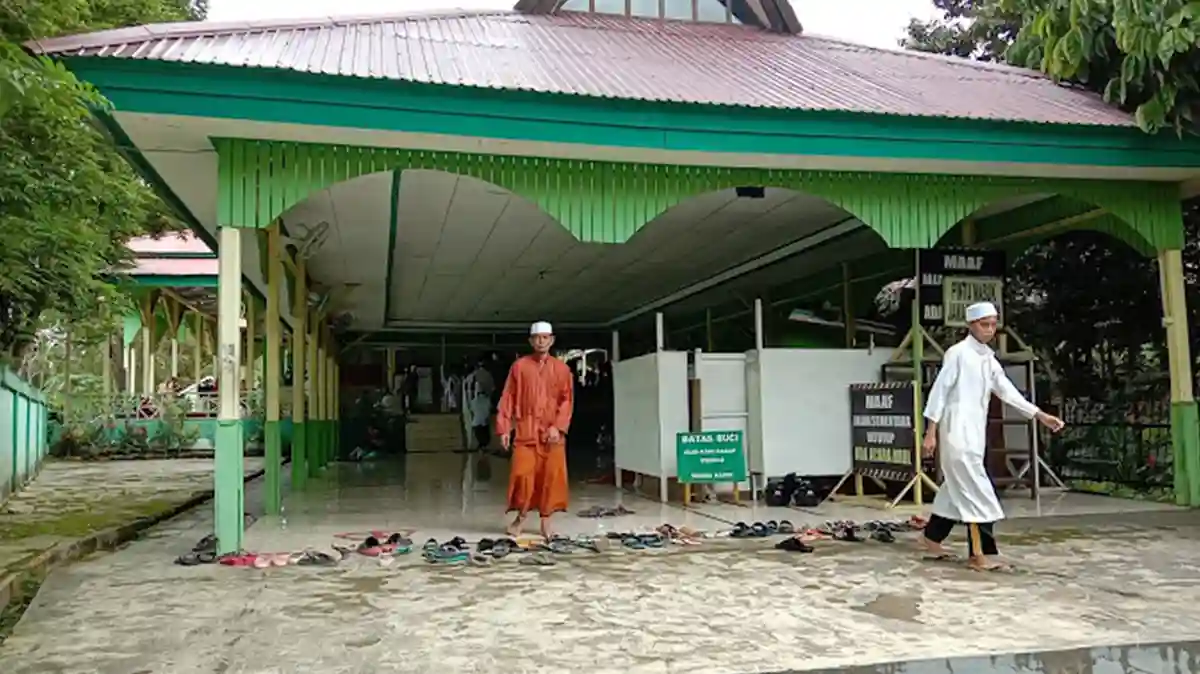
[0,0,205,365]
[1000,0,1200,134]
[902,0,1022,61]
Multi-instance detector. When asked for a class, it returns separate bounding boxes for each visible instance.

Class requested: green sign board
[676,431,747,483]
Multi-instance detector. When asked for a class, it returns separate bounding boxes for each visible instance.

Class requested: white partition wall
[614,351,690,486]
[696,353,750,492]
[745,348,891,479]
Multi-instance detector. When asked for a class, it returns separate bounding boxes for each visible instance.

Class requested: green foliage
[1000,0,1200,134]
[0,0,205,365]
[902,0,1023,61]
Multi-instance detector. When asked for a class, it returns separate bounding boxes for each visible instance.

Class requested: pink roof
[130,257,218,276]
[29,10,1134,127]
[127,232,212,256]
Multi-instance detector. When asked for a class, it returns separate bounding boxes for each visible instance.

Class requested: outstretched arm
[989,359,1065,431]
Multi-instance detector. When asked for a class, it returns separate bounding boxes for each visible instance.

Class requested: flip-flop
[422,538,439,553]
[731,522,752,538]
[546,540,574,554]
[622,536,646,550]
[775,536,814,553]
[576,505,606,518]
[477,538,496,553]
[519,552,557,566]
[639,533,666,548]
[871,529,896,544]
[778,520,796,535]
[358,535,383,557]
[572,537,601,553]
[192,535,217,553]
[833,526,862,542]
[253,554,272,569]
[296,550,339,567]
[766,520,779,534]
[750,522,769,538]
[469,553,494,566]
[446,536,469,550]
[271,552,290,567]
[174,551,217,566]
[218,553,256,567]
[424,545,469,564]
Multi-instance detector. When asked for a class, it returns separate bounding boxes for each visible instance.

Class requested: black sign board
[849,382,916,482]
[917,248,1006,327]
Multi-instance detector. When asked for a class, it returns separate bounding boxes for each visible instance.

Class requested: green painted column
[263,225,283,514]
[214,226,246,555]
[307,317,323,478]
[1159,248,1200,506]
[290,258,308,489]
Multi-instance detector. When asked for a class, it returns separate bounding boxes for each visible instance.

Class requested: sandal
[871,529,895,544]
[775,536,814,553]
[219,553,257,567]
[424,544,469,564]
[730,522,752,538]
[297,550,339,567]
[639,533,666,548]
[572,537,601,553]
[358,536,383,557]
[622,535,646,550]
[778,520,796,535]
[174,551,217,566]
[750,522,769,538]
[469,553,494,566]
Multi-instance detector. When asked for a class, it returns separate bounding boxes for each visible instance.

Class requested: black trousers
[472,425,491,450]
[923,514,999,556]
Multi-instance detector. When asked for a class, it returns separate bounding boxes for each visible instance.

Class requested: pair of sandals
[215,550,339,568]
[731,520,796,538]
[353,533,414,557]
[423,537,471,564]
[621,533,666,550]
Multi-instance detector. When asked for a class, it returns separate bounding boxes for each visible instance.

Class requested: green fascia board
[64,58,1200,170]
[127,274,219,288]
[2,368,45,403]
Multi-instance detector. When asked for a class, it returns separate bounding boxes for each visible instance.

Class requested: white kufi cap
[964,302,998,323]
[530,321,553,335]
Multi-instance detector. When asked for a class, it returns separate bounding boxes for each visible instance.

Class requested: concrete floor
[3,453,1199,674]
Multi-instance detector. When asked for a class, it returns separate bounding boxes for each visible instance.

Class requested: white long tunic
[923,336,1039,523]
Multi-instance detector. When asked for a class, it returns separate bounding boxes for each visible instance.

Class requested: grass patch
[0,498,186,542]
[0,572,47,644]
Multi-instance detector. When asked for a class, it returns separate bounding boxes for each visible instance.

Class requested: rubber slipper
[446,536,469,550]
[386,533,414,547]
[576,505,606,518]
[766,520,779,534]
[778,520,796,535]
[271,552,290,567]
[422,538,439,553]
[547,540,574,554]
[871,529,895,544]
[297,550,339,567]
[834,526,862,542]
[424,545,469,564]
[614,504,635,516]
[477,538,495,553]
[175,551,216,566]
[731,522,751,538]
[192,534,217,553]
[622,536,645,550]
[639,533,666,548]
[751,522,769,538]
[253,554,272,569]
[573,538,601,553]
[469,553,493,566]
[519,552,556,566]
[218,553,255,567]
[775,536,814,553]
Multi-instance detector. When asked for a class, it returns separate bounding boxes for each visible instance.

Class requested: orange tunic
[496,354,574,516]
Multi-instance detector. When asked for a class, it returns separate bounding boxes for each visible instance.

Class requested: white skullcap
[530,321,553,335]
[964,302,998,323]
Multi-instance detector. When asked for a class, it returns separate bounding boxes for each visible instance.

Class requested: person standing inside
[921,301,1065,571]
[496,321,574,539]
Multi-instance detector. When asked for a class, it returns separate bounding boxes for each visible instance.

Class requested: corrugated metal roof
[127,232,212,255]
[30,10,1134,127]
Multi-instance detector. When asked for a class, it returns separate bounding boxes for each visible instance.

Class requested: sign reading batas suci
[849,382,916,481]
[676,431,747,483]
[916,248,1006,327]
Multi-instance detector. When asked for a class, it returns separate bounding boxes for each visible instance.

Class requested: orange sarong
[496,354,574,516]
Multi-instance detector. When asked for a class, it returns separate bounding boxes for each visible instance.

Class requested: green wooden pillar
[290,258,309,488]
[1159,249,1200,506]
[214,225,245,555]
[263,225,283,514]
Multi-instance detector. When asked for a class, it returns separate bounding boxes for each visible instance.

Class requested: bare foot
[506,516,525,538]
[919,536,950,556]
[967,555,1006,571]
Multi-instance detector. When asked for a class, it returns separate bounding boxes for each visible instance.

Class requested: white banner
[942,276,1004,327]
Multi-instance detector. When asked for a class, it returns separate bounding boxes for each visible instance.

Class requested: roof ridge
[799,32,1048,81]
[26,9,514,54]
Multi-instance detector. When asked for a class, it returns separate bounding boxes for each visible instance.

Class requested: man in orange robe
[496,321,574,539]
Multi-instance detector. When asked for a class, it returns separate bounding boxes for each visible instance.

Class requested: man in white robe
[921,301,1064,570]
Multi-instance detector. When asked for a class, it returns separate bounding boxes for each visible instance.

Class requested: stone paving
[0,458,263,575]
[2,455,1200,674]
